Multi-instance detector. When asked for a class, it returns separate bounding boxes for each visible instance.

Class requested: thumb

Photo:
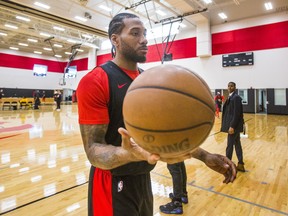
[118,127,131,150]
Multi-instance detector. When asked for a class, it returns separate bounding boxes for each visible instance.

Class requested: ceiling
[0,0,287,59]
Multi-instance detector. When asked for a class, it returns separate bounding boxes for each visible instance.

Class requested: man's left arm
[231,96,242,129]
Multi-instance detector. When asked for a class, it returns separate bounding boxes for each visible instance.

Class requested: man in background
[221,82,245,172]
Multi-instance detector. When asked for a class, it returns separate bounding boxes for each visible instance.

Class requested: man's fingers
[118,128,131,149]
[147,154,160,164]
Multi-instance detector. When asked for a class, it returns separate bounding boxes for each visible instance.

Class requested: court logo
[143,134,155,143]
[118,180,123,192]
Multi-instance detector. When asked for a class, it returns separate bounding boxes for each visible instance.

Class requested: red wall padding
[69,58,88,71]
[96,37,197,66]
[1,21,287,71]
[212,21,288,54]
[0,53,88,73]
[0,53,66,73]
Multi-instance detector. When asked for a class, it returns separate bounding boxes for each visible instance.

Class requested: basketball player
[77,13,237,216]
[221,82,245,172]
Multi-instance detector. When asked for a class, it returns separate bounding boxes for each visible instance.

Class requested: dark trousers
[56,100,61,109]
[167,162,187,200]
[226,132,244,164]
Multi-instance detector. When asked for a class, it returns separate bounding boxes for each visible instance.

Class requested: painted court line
[152,171,288,216]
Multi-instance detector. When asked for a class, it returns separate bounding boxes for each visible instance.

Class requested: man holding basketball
[77,13,237,216]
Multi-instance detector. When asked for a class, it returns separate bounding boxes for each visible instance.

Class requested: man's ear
[110,34,119,47]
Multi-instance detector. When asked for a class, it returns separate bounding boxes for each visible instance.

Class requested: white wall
[139,47,288,89]
[0,49,89,90]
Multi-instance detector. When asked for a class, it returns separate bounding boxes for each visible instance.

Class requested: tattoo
[79,124,130,169]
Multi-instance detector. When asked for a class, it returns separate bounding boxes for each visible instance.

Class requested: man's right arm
[80,124,159,170]
[80,124,131,170]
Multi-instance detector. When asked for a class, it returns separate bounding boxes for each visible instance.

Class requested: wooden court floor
[0,104,287,216]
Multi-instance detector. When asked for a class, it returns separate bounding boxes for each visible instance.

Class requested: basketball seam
[127,86,215,113]
[124,121,213,132]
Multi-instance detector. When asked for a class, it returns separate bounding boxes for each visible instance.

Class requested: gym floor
[0,104,287,216]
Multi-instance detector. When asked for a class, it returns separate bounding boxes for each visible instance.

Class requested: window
[238,89,248,104]
[274,89,286,106]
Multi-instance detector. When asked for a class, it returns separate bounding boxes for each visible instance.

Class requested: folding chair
[2,101,11,110]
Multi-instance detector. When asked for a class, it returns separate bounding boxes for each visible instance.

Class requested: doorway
[256,89,267,113]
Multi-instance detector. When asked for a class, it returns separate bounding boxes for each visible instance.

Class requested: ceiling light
[28,38,38,42]
[0,32,7,36]
[67,39,77,43]
[75,16,87,22]
[34,2,50,9]
[98,5,112,12]
[53,26,65,31]
[40,32,51,37]
[18,43,28,46]
[76,49,84,52]
[264,2,273,10]
[34,51,42,54]
[65,52,72,55]
[218,12,227,19]
[203,0,212,4]
[53,44,63,48]
[5,24,18,29]
[16,16,31,22]
[82,34,92,39]
[9,47,19,50]
[179,23,186,28]
[155,10,166,16]
[43,47,52,51]
[85,43,99,49]
[55,55,62,58]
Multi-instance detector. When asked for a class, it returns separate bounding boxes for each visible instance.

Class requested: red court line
[0,124,33,133]
[0,134,21,140]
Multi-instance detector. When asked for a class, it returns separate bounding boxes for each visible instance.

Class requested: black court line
[151,171,288,216]
[0,181,88,215]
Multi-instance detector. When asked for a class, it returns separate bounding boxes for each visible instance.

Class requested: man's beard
[120,39,147,63]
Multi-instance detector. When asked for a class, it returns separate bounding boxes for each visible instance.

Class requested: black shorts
[88,167,153,216]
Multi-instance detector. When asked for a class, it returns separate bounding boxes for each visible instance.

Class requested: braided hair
[108,13,139,58]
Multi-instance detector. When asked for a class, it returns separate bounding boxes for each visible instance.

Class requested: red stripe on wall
[1,21,287,70]
[97,53,112,66]
[69,58,88,71]
[0,53,88,72]
[212,21,288,55]
[97,38,197,66]
[0,53,66,73]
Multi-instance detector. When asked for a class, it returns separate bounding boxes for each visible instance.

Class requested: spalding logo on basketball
[123,64,215,159]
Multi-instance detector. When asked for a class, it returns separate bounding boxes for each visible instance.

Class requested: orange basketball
[123,64,215,159]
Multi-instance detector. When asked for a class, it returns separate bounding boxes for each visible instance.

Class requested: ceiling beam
[0,0,108,38]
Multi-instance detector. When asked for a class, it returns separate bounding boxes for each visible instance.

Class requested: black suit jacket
[221,92,244,133]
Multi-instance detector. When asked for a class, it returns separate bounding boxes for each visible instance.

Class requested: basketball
[123,64,215,159]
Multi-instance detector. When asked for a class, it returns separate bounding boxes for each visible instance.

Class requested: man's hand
[228,127,235,134]
[118,128,160,165]
[204,153,237,184]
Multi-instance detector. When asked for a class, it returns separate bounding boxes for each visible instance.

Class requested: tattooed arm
[80,124,159,170]
[160,147,237,184]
